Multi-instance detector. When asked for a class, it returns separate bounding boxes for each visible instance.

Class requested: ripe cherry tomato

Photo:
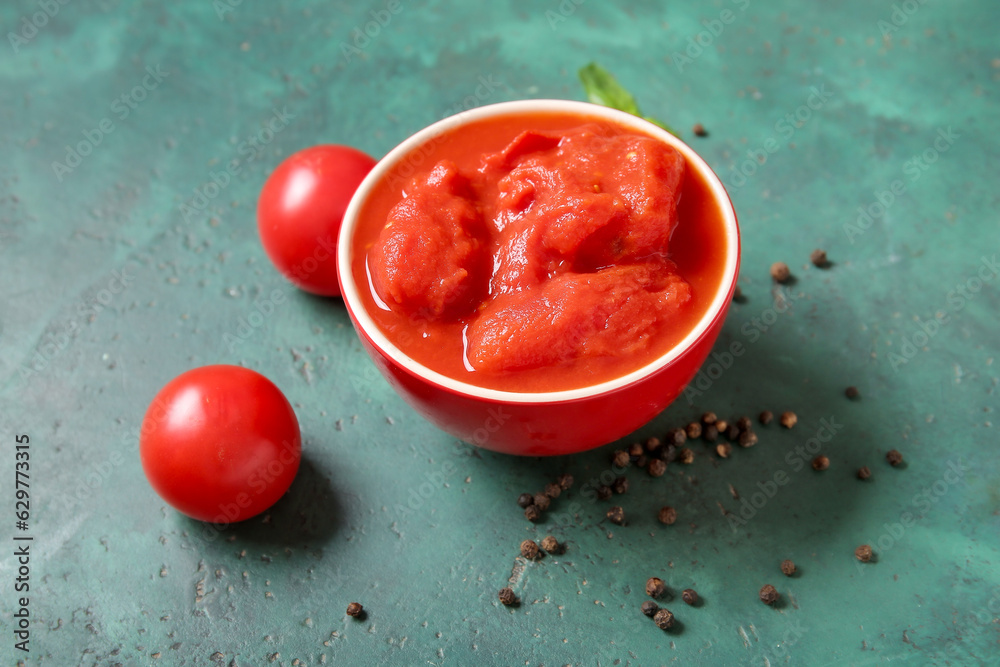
[140,365,301,523]
[257,145,378,296]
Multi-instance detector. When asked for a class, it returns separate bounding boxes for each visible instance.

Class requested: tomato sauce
[351,111,728,393]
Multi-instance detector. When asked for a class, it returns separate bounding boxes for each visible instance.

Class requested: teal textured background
[1,0,999,664]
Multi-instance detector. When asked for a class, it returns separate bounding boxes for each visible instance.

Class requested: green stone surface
[2,0,998,665]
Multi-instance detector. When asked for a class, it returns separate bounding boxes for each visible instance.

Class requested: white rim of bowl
[338,99,740,404]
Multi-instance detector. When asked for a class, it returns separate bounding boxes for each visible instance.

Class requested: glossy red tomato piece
[258,145,378,296]
[140,365,301,523]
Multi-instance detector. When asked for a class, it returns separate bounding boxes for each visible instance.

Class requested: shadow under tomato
[185,455,341,550]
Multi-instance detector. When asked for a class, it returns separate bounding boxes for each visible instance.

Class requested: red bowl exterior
[342,281,736,456]
[338,100,740,457]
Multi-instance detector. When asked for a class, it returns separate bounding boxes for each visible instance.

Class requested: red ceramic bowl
[338,100,740,456]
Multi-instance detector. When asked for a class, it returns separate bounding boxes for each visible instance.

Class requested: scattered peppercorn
[725,424,741,441]
[716,443,733,458]
[733,284,743,301]
[653,608,675,630]
[661,443,678,464]
[544,483,561,499]
[780,559,796,577]
[759,410,773,425]
[678,447,695,464]
[715,419,729,433]
[701,411,718,425]
[596,485,612,501]
[737,416,753,431]
[520,539,540,560]
[886,449,904,466]
[646,577,667,598]
[658,506,678,525]
[686,422,702,439]
[557,473,574,490]
[645,437,662,453]
[648,458,667,477]
[540,535,562,554]
[702,424,719,442]
[693,123,708,137]
[855,544,873,562]
[635,455,648,469]
[667,428,687,446]
[498,587,517,606]
[770,262,791,283]
[613,476,629,495]
[738,430,758,448]
[759,584,779,605]
[629,442,644,458]
[681,589,698,605]
[606,506,626,526]
[641,600,659,617]
[612,450,630,468]
[780,411,798,429]
[524,505,541,522]
[845,386,860,399]
[812,455,830,471]
[517,493,534,508]
[810,248,830,268]
[346,602,364,618]
[533,493,551,511]
[857,466,872,480]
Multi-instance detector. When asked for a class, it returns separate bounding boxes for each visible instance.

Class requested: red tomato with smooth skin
[140,365,301,523]
[257,145,378,296]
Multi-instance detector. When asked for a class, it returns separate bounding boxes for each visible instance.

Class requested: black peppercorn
[520,539,540,560]
[653,608,675,630]
[498,588,517,606]
[540,535,562,554]
[658,506,678,525]
[606,506,625,526]
[759,584,779,605]
[613,476,629,495]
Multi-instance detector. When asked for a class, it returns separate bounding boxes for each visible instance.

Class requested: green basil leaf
[578,62,680,138]
[578,62,640,115]
[641,115,680,138]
